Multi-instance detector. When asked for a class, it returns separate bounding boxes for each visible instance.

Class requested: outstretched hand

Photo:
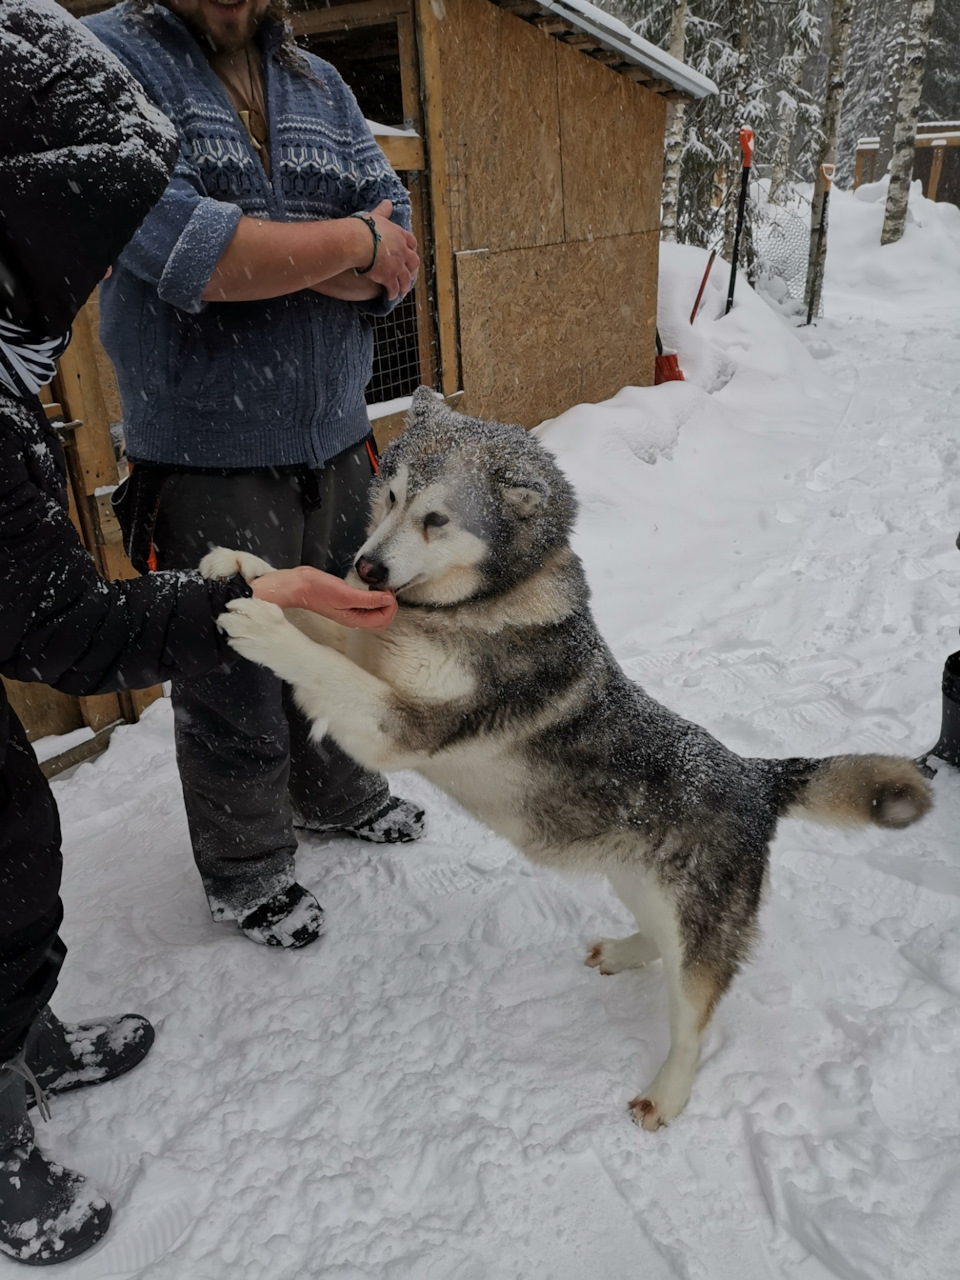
[251,567,397,629]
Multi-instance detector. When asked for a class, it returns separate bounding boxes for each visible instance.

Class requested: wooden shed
[6,0,711,765]
[287,0,714,434]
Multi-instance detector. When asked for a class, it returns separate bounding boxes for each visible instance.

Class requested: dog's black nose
[355,556,388,586]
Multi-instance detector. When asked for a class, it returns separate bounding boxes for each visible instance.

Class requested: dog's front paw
[217,596,291,667]
[585,934,659,975]
[628,1067,693,1133]
[200,546,274,583]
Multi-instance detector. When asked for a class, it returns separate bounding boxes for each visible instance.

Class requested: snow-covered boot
[921,651,960,773]
[25,1008,154,1100]
[208,882,326,949]
[0,1059,111,1265]
[296,794,426,844]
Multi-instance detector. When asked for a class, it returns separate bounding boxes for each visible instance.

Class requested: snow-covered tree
[768,0,823,202]
[882,0,938,244]
[836,0,908,186]
[609,0,826,257]
[660,0,688,241]
[804,0,855,314]
[920,0,960,120]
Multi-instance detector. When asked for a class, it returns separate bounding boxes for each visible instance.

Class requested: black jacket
[0,0,178,335]
[0,0,250,762]
[0,387,250,750]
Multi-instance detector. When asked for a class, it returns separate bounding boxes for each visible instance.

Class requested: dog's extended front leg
[217,598,412,772]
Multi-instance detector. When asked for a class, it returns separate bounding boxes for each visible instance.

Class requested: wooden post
[927,141,946,200]
[853,140,880,190]
[415,0,461,397]
[54,299,162,729]
[396,4,438,391]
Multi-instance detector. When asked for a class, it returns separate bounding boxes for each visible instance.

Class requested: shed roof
[491,0,718,100]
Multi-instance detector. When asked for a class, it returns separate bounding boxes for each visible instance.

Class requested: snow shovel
[724,127,755,315]
[654,330,684,384]
[805,163,835,325]
[690,249,717,324]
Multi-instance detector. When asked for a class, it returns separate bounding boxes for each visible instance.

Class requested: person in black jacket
[0,0,396,1264]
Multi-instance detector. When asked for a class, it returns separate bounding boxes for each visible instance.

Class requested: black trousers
[151,437,388,915]
[0,708,66,1062]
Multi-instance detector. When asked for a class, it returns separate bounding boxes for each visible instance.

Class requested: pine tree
[610,0,824,255]
[768,0,823,202]
[920,0,960,119]
[836,0,909,187]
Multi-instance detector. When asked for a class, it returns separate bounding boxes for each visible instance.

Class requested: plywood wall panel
[556,39,665,242]
[438,0,563,252]
[2,678,84,743]
[456,231,658,428]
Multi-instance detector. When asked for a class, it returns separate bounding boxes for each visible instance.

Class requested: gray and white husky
[202,387,931,1131]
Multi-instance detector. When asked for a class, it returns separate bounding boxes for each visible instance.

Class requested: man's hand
[251,566,397,630]
[311,269,383,302]
[363,200,419,301]
[202,207,417,305]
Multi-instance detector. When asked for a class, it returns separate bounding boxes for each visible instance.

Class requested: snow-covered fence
[855,123,960,206]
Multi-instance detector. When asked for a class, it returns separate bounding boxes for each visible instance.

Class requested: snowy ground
[9,180,960,1280]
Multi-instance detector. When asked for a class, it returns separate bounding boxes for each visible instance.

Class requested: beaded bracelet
[351,212,381,275]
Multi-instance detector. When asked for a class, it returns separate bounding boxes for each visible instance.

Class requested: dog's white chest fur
[347,624,475,703]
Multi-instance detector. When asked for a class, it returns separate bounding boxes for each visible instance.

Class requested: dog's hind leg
[627,955,727,1131]
[604,865,729,1131]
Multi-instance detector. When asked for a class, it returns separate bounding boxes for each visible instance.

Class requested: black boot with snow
[0,1060,111,1266]
[25,1008,154,1100]
[295,795,426,844]
[207,881,326,949]
[920,651,960,774]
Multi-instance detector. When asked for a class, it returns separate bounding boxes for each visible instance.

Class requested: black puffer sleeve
[0,407,250,697]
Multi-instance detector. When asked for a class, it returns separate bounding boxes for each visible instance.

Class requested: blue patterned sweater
[85,2,411,469]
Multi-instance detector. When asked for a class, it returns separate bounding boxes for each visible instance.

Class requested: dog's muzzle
[355,555,389,587]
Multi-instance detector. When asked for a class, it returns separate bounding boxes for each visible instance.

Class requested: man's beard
[173,2,266,54]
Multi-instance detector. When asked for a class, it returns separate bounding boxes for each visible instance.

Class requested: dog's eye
[423,512,449,529]
[388,489,396,505]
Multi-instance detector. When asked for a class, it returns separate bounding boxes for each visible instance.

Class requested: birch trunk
[804,0,856,315]
[660,0,688,242]
[881,0,937,245]
[724,0,755,262]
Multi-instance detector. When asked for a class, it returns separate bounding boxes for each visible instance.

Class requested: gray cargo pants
[152,437,388,915]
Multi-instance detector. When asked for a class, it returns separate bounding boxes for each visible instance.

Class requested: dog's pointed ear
[406,385,447,430]
[502,482,546,518]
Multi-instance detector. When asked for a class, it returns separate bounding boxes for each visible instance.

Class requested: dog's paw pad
[585,940,618,974]
[628,1096,665,1132]
[585,937,653,975]
[199,546,273,582]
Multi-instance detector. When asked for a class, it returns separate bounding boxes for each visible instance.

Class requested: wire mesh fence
[366,288,423,405]
[749,181,821,322]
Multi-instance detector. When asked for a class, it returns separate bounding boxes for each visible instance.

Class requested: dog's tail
[758,754,932,830]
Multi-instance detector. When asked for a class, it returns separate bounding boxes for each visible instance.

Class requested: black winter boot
[25,1008,154,1100]
[920,651,960,774]
[0,1060,111,1265]
[295,794,426,844]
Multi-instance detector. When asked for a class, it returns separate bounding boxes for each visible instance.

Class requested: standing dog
[202,387,931,1130]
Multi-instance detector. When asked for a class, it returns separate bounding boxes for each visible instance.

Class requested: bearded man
[85,0,424,949]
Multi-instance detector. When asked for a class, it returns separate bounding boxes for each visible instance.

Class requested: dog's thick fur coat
[204,388,932,1130]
